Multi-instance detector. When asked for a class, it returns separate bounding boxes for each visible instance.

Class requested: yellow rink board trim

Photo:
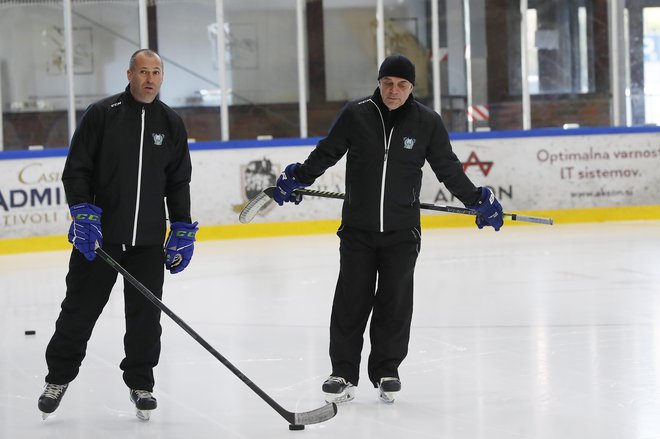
[1,205,660,255]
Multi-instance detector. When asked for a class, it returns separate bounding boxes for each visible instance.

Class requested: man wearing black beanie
[273,54,503,404]
[377,54,416,86]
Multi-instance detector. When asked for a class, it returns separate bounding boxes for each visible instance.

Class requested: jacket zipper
[370,100,392,232]
[131,107,146,246]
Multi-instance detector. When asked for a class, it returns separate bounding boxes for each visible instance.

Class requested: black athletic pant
[329,225,421,387]
[45,243,164,392]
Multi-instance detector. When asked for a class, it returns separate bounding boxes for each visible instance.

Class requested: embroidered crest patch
[152,133,165,146]
[403,137,416,150]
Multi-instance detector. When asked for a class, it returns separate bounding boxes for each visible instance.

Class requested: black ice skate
[377,377,401,403]
[322,376,355,404]
[130,389,157,421]
[38,383,69,420]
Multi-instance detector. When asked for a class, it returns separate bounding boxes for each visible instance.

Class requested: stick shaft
[95,248,296,424]
[418,203,553,225]
[295,188,553,225]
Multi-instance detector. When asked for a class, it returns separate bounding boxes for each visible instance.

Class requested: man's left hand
[471,187,503,231]
[165,221,199,274]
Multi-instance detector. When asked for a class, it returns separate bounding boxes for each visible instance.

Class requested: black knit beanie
[378,54,416,85]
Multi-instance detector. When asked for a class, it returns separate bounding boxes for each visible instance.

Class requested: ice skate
[130,389,157,421]
[377,377,401,403]
[322,376,355,404]
[38,383,69,420]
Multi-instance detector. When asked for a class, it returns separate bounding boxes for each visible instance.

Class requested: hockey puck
[289,424,305,431]
[25,330,36,335]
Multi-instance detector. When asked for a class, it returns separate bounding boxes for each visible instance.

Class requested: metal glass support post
[215,0,229,140]
[431,0,441,115]
[464,0,473,132]
[138,0,149,49]
[520,0,531,130]
[63,0,77,143]
[376,0,385,64]
[296,0,308,138]
[609,0,627,126]
[0,67,4,150]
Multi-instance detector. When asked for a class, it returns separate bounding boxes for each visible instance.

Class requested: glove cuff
[284,163,301,180]
[169,221,199,242]
[171,220,199,231]
[70,203,103,215]
[470,187,493,208]
[285,162,314,187]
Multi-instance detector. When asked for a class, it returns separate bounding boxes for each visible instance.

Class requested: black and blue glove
[273,163,309,206]
[471,187,503,231]
[165,221,199,274]
[68,203,103,261]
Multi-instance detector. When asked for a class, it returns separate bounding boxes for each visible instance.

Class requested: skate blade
[136,409,151,421]
[41,412,50,420]
[324,387,355,404]
[378,390,397,403]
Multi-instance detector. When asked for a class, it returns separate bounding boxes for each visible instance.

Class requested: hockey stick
[95,247,337,428]
[239,186,553,226]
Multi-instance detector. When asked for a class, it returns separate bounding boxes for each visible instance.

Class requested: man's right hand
[273,163,308,206]
[68,203,103,261]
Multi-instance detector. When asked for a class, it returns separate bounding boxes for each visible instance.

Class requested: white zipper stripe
[131,108,146,246]
[380,128,393,232]
[369,99,390,233]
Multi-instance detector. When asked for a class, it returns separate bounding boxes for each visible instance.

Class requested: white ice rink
[2,220,660,439]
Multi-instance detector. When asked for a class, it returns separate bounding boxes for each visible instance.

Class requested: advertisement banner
[1,130,659,240]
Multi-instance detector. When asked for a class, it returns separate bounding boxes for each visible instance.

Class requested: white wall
[2,129,659,240]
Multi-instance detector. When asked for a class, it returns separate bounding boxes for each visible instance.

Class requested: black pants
[45,243,164,391]
[329,225,421,387]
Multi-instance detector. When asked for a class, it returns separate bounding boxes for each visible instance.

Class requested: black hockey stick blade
[239,187,276,224]
[239,186,346,224]
[239,186,553,225]
[95,247,337,426]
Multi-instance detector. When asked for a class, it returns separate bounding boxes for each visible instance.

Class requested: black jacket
[297,88,480,232]
[62,86,192,246]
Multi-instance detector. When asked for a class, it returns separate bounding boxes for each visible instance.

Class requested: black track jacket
[297,88,481,232]
[62,85,192,246]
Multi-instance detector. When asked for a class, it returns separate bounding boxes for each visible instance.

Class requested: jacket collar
[123,84,160,110]
[371,87,414,117]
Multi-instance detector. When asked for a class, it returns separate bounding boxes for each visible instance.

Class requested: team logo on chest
[403,137,416,150]
[152,133,165,146]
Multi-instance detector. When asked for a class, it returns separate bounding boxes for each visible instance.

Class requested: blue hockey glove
[471,187,503,231]
[165,221,199,274]
[68,203,103,261]
[273,163,309,206]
